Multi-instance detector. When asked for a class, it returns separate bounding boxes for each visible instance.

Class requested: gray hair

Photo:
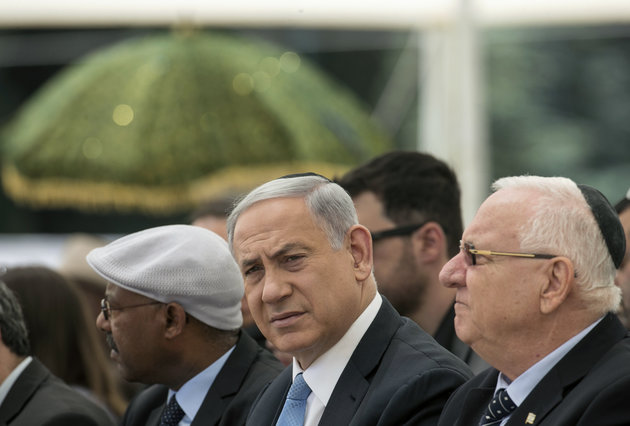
[492,176,620,315]
[0,280,30,357]
[227,175,358,251]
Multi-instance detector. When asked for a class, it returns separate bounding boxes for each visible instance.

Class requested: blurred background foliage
[487,25,630,199]
[1,25,630,233]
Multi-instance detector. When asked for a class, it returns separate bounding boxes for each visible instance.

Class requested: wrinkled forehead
[464,188,536,245]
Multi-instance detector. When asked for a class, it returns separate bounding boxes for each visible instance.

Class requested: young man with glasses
[89,225,283,426]
[337,150,487,373]
[438,175,630,425]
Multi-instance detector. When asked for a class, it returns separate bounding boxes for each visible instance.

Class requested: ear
[540,257,574,314]
[411,222,446,263]
[163,303,188,340]
[347,224,373,282]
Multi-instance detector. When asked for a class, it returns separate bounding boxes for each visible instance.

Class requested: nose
[439,251,467,289]
[96,310,110,332]
[261,268,292,304]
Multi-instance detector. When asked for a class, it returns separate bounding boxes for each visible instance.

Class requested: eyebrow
[239,243,312,269]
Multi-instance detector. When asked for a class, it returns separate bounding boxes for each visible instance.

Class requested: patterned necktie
[276,373,312,426]
[479,388,517,426]
[160,395,186,426]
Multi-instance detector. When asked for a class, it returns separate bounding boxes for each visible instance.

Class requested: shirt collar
[496,316,604,406]
[167,345,236,422]
[291,293,382,406]
[0,356,32,407]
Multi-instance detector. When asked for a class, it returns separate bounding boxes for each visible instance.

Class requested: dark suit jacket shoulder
[438,313,630,426]
[122,331,283,426]
[0,358,115,426]
[247,298,473,426]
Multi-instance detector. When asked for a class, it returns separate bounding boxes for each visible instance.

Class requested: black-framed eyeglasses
[100,298,162,321]
[371,222,430,243]
[459,241,557,266]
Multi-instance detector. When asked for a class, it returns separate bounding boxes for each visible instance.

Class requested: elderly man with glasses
[89,225,283,426]
[438,175,630,426]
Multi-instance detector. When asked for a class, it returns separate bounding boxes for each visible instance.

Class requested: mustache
[106,333,118,352]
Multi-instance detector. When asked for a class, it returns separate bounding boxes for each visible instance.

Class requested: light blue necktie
[276,373,312,426]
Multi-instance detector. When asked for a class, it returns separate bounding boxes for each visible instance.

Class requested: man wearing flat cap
[89,225,283,426]
[228,173,472,426]
[438,176,630,426]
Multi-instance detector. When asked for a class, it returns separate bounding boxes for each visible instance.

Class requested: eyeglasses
[459,241,557,266]
[100,298,162,321]
[371,222,430,243]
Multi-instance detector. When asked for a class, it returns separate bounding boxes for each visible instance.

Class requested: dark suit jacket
[438,313,630,426]
[0,358,114,426]
[246,298,473,426]
[122,331,283,426]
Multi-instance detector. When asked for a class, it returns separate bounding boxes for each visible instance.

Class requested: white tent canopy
[1,1,629,224]
[2,1,630,29]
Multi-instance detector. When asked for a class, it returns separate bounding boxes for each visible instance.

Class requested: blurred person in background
[3,266,127,421]
[0,279,115,425]
[614,189,630,327]
[89,225,283,426]
[190,196,234,240]
[58,233,110,320]
[337,150,487,373]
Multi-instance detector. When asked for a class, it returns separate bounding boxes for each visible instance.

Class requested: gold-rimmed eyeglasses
[459,241,557,266]
[100,298,162,321]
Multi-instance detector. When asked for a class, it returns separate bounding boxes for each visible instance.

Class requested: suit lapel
[319,362,370,426]
[507,313,627,425]
[147,405,163,426]
[192,332,258,426]
[263,368,292,425]
[451,370,498,426]
[0,358,47,424]
[319,299,401,425]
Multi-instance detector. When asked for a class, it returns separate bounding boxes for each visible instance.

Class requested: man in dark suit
[0,281,114,426]
[88,225,283,426]
[337,151,487,373]
[438,175,630,425]
[227,173,472,426]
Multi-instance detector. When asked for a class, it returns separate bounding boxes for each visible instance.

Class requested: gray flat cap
[87,224,243,330]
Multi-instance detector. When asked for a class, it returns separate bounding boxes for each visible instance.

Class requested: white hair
[492,175,620,315]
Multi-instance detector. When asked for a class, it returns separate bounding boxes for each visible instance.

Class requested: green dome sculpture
[2,30,391,213]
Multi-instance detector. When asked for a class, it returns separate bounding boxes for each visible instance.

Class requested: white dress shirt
[290,293,382,426]
[493,317,603,426]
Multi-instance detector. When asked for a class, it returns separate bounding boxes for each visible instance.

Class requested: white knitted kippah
[86,224,243,330]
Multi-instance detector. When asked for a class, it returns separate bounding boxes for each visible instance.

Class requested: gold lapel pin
[525,412,536,424]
